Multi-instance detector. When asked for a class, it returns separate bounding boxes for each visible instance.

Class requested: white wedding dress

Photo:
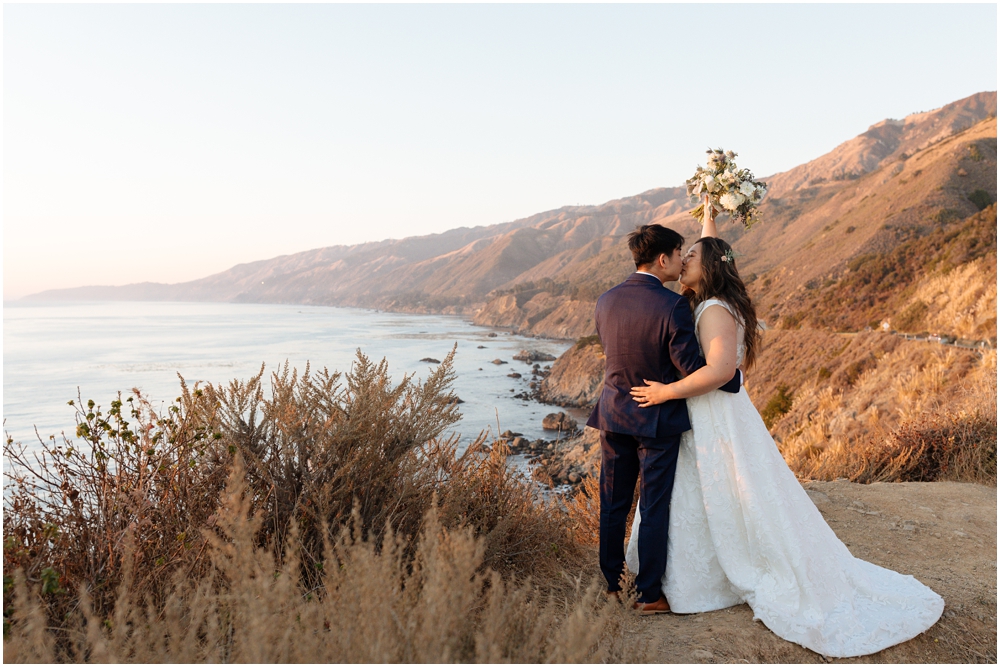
[626,298,943,658]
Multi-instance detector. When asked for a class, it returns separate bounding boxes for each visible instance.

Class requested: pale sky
[4,3,997,299]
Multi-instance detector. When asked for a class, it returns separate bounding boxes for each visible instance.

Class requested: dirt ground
[613,480,996,663]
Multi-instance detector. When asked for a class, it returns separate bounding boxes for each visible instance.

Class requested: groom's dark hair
[627,224,685,269]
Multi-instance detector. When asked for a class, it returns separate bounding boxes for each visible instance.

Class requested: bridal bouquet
[686,148,768,229]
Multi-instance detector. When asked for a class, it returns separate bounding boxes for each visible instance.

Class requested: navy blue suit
[586,272,741,603]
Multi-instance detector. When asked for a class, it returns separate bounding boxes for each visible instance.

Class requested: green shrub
[781,312,806,330]
[968,189,993,211]
[933,208,961,224]
[762,385,794,429]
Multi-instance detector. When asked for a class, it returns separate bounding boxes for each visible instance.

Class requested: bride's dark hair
[682,237,762,370]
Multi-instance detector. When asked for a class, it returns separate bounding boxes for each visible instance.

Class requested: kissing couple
[585,215,944,658]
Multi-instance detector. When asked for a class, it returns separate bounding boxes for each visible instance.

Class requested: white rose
[719,192,745,211]
[739,181,756,197]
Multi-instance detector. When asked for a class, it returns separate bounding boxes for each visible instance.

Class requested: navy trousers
[599,430,681,604]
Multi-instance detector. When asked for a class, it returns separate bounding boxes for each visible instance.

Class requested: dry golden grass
[746,323,996,487]
[782,351,997,485]
[3,348,598,661]
[4,457,638,663]
[904,255,997,339]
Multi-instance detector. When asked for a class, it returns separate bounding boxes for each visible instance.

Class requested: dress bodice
[693,298,745,367]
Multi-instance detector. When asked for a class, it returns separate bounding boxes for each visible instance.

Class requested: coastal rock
[542,412,578,431]
[491,359,508,365]
[528,427,600,489]
[420,357,441,364]
[539,337,605,407]
[499,430,523,439]
[513,349,557,362]
[507,372,522,379]
[473,292,599,339]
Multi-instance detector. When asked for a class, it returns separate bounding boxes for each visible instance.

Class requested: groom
[587,224,741,613]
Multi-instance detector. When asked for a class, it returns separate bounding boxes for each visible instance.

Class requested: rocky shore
[527,427,600,488]
[537,336,605,407]
[488,341,604,490]
[471,291,597,339]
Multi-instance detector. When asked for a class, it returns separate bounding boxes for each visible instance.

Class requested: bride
[625,211,944,658]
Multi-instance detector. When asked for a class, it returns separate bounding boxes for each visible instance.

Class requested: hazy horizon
[4,3,997,300]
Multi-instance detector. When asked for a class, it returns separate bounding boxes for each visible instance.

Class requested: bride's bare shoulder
[697,298,736,319]
[696,301,739,337]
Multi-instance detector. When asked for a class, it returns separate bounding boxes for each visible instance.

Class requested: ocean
[3,301,586,461]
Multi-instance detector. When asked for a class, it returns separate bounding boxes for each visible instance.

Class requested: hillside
[475,107,997,339]
[28,188,689,311]
[28,92,996,341]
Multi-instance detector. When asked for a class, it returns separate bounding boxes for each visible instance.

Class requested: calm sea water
[3,301,585,459]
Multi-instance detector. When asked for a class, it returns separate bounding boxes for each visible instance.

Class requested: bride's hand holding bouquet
[686,148,768,232]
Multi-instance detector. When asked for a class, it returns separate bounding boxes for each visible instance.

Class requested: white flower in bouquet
[684,147,768,229]
[719,192,746,211]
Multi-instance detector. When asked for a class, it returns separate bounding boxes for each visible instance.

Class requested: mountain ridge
[26,91,997,338]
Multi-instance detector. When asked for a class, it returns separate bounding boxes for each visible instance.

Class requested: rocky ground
[603,480,997,664]
[513,425,996,663]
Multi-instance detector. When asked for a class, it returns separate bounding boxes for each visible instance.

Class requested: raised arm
[631,304,738,404]
[701,194,719,239]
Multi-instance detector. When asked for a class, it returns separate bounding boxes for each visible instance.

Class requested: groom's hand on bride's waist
[630,369,742,406]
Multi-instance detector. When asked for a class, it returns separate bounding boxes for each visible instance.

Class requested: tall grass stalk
[5,457,635,662]
[5,348,621,661]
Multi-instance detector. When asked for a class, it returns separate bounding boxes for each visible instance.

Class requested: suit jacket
[586,272,741,438]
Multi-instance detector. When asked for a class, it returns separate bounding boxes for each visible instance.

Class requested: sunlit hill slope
[30,91,996,347]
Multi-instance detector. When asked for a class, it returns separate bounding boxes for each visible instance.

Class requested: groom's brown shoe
[633,596,671,615]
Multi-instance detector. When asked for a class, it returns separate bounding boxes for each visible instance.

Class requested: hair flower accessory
[720,248,736,264]
[686,148,768,229]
